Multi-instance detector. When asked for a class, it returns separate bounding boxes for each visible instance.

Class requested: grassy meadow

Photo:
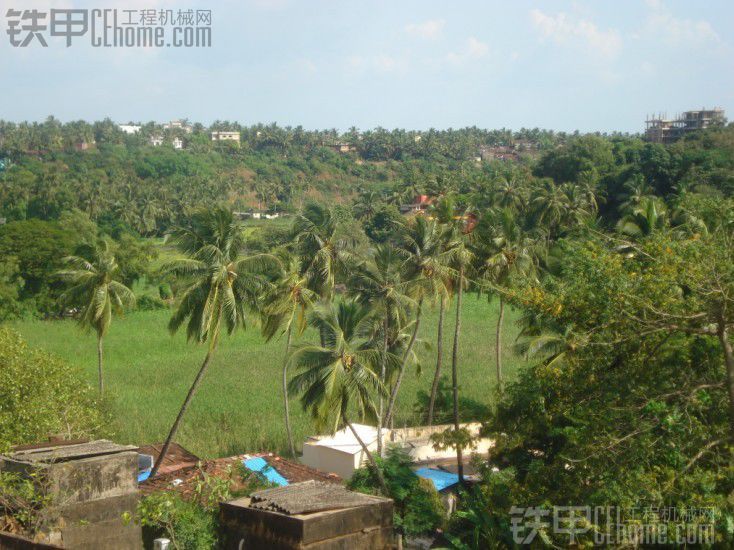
[13,297,528,459]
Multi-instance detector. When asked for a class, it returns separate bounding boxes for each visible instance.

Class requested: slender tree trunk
[283,326,296,458]
[150,348,215,478]
[427,294,446,426]
[346,419,389,496]
[451,267,465,485]
[717,319,734,442]
[97,334,104,394]
[377,316,389,457]
[495,297,505,393]
[384,298,423,427]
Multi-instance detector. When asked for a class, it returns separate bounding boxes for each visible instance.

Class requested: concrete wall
[1,451,142,549]
[219,496,394,549]
[301,444,366,480]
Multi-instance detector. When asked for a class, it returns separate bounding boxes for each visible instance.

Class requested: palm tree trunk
[346,419,389,496]
[451,267,465,485]
[150,348,214,478]
[97,333,104,394]
[384,298,423,427]
[427,294,446,426]
[377,316,389,457]
[717,318,734,442]
[283,326,296,458]
[495,297,505,393]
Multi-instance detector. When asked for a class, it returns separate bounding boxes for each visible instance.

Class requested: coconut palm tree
[530,179,571,236]
[292,203,346,300]
[616,196,669,238]
[349,245,414,455]
[425,196,462,427]
[57,239,135,394]
[288,300,390,494]
[150,208,276,478]
[261,251,316,458]
[474,209,537,391]
[383,216,456,427]
[449,239,473,485]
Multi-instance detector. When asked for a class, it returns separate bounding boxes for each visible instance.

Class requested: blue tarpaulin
[414,467,460,491]
[243,457,289,486]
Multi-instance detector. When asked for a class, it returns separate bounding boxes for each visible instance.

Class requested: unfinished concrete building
[645,108,726,144]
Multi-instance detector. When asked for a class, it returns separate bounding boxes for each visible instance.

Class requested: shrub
[0,471,55,538]
[348,447,445,537]
[0,328,109,453]
[158,282,174,300]
[136,294,169,311]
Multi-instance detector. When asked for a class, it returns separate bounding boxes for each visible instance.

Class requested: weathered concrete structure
[219,481,394,549]
[0,440,142,549]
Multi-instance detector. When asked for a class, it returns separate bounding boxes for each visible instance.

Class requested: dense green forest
[1,119,734,546]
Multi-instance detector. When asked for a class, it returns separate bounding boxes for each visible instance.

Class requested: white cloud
[443,36,489,66]
[530,9,622,59]
[346,54,405,73]
[404,19,445,40]
[644,2,720,46]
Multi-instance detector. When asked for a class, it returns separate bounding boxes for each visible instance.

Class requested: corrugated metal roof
[249,480,382,515]
[5,440,137,464]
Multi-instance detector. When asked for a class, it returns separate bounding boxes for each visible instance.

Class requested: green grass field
[12,297,527,459]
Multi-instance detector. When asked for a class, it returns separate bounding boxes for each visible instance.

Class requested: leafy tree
[348,447,445,537]
[0,328,109,453]
[0,258,23,322]
[57,239,135,393]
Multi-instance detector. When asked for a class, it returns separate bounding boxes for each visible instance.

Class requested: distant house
[211,131,241,143]
[73,140,94,152]
[478,145,520,162]
[118,124,141,135]
[235,210,280,220]
[164,119,193,133]
[332,143,355,153]
[173,137,184,150]
[149,136,164,147]
[400,194,433,215]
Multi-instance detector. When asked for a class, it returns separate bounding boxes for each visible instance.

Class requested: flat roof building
[211,131,241,142]
[645,108,726,144]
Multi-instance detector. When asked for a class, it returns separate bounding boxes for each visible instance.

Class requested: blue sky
[1,0,732,132]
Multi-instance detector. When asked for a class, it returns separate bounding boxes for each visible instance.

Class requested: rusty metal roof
[249,480,383,515]
[138,443,201,476]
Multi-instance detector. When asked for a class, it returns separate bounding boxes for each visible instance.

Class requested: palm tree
[475,209,537,391]
[449,240,473,485]
[292,203,347,300]
[289,301,390,494]
[261,251,316,458]
[425,197,462,427]
[150,208,275,478]
[616,196,668,238]
[530,179,571,236]
[57,240,135,394]
[383,216,456,427]
[349,245,414,455]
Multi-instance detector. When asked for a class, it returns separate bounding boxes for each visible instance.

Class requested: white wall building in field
[301,422,493,480]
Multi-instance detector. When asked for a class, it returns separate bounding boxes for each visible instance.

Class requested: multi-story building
[211,131,241,142]
[645,108,726,144]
